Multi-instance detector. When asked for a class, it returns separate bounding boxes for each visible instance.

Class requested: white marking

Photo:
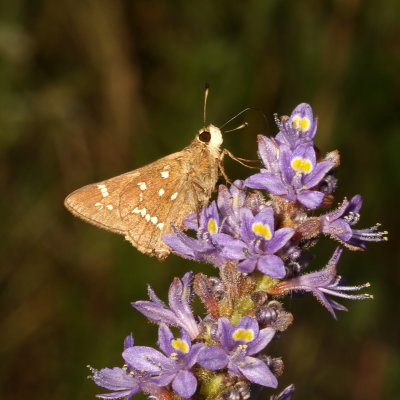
[170,192,178,200]
[139,192,143,202]
[151,216,158,224]
[145,214,151,221]
[140,208,147,217]
[95,202,103,209]
[158,188,165,197]
[99,185,110,197]
[156,222,164,230]
[138,182,147,190]
[133,207,141,214]
[161,171,169,179]
[163,165,170,169]
[106,204,113,210]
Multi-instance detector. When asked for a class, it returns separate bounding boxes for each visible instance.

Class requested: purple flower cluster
[89,103,387,400]
[90,272,280,399]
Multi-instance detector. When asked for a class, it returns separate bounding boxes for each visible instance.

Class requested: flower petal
[234,316,259,342]
[257,255,286,278]
[91,367,139,392]
[213,233,246,260]
[247,327,275,355]
[157,324,174,355]
[245,173,287,195]
[172,370,197,398]
[197,346,228,370]
[96,391,135,399]
[123,346,173,373]
[217,317,235,350]
[237,258,257,274]
[168,276,199,339]
[257,135,280,174]
[303,160,333,188]
[265,227,294,254]
[252,207,275,235]
[238,357,278,388]
[132,300,180,328]
[123,334,134,350]
[185,343,204,368]
[297,190,324,209]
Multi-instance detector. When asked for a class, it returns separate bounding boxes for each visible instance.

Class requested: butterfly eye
[198,130,211,143]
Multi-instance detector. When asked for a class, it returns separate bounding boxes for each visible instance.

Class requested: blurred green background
[1,1,399,399]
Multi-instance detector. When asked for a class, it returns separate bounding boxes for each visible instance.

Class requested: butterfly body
[64,125,222,259]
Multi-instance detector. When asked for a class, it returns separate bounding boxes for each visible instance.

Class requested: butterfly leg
[220,148,260,170]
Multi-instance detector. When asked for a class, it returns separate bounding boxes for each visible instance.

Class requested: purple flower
[275,103,318,148]
[123,324,203,398]
[213,207,294,278]
[270,384,296,400]
[268,248,372,319]
[163,201,229,267]
[132,272,200,339]
[198,316,278,388]
[246,141,334,209]
[321,195,388,250]
[89,334,161,400]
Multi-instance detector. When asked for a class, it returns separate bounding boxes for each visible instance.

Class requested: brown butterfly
[64,123,224,260]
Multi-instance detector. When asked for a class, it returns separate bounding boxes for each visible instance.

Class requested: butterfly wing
[64,170,141,235]
[64,151,204,259]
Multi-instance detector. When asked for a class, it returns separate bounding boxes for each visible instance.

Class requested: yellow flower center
[232,328,254,342]
[291,157,313,174]
[171,339,189,354]
[292,115,311,131]
[207,218,218,234]
[252,222,272,240]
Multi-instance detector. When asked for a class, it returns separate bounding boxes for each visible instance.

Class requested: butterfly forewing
[119,154,198,259]
[64,170,141,234]
[64,150,211,259]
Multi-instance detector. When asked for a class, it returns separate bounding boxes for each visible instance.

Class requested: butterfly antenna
[220,107,268,129]
[204,82,210,128]
[223,122,249,133]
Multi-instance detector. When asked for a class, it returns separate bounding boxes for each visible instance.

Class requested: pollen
[171,339,189,354]
[292,115,311,131]
[252,222,272,240]
[232,328,254,342]
[207,218,218,234]
[291,157,313,174]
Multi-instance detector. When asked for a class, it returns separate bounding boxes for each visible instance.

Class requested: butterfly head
[197,124,223,156]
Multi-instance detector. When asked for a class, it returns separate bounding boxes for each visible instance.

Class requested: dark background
[1,1,399,399]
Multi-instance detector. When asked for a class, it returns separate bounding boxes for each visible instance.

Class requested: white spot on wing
[139,192,143,202]
[106,204,113,210]
[145,214,151,221]
[133,207,141,214]
[156,222,164,230]
[138,182,147,190]
[170,192,178,200]
[158,188,165,196]
[161,171,169,178]
[151,216,158,224]
[140,208,147,217]
[98,184,110,197]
